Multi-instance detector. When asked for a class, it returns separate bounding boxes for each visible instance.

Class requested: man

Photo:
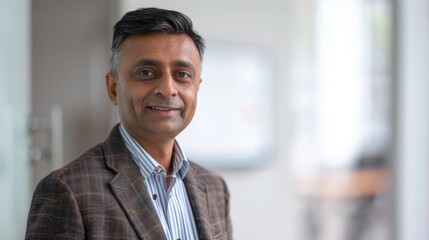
[26,8,232,240]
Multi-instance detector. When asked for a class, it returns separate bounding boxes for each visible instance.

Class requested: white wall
[395,0,429,239]
[0,0,31,238]
[121,1,297,239]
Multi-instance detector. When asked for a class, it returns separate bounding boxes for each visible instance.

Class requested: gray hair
[109,7,205,77]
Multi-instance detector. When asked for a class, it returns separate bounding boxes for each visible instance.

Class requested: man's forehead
[119,33,201,64]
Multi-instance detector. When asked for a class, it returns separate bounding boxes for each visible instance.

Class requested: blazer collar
[103,124,167,240]
[184,164,214,240]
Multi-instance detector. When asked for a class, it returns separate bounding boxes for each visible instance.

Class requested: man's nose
[154,74,178,98]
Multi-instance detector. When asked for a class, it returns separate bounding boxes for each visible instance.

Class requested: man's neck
[136,137,175,175]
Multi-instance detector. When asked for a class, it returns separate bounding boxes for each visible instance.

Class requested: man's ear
[197,78,203,91]
[105,73,118,105]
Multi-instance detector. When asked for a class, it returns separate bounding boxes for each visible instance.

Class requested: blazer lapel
[184,165,214,240]
[103,125,167,240]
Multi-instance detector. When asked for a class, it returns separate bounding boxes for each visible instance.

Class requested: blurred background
[1,0,428,239]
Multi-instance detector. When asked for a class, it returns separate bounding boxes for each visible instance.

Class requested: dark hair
[109,7,205,76]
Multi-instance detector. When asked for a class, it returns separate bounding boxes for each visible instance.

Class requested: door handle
[28,105,63,171]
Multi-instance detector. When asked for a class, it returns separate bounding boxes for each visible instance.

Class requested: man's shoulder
[188,161,219,177]
[46,142,109,183]
[187,161,228,188]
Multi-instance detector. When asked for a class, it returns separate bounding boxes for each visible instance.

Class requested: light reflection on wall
[290,0,392,239]
[315,0,366,169]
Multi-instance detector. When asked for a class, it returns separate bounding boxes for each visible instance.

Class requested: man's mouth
[147,106,179,111]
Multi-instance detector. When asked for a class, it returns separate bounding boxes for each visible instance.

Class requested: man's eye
[175,71,190,79]
[137,70,155,77]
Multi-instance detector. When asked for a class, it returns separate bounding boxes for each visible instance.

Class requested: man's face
[106,33,201,142]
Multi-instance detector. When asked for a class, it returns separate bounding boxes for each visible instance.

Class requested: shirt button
[156,167,163,174]
[152,194,157,200]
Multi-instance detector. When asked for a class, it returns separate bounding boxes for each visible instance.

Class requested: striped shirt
[119,124,198,240]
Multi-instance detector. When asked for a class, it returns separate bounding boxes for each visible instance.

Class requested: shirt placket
[153,167,181,240]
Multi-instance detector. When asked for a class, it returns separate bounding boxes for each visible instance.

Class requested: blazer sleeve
[25,175,84,240]
[222,178,233,240]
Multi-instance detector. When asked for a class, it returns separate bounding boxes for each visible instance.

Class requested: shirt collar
[119,124,189,180]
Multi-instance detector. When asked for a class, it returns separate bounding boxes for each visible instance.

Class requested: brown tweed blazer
[25,125,232,240]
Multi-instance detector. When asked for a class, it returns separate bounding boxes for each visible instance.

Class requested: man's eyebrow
[133,59,162,68]
[132,59,197,72]
[172,60,196,72]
